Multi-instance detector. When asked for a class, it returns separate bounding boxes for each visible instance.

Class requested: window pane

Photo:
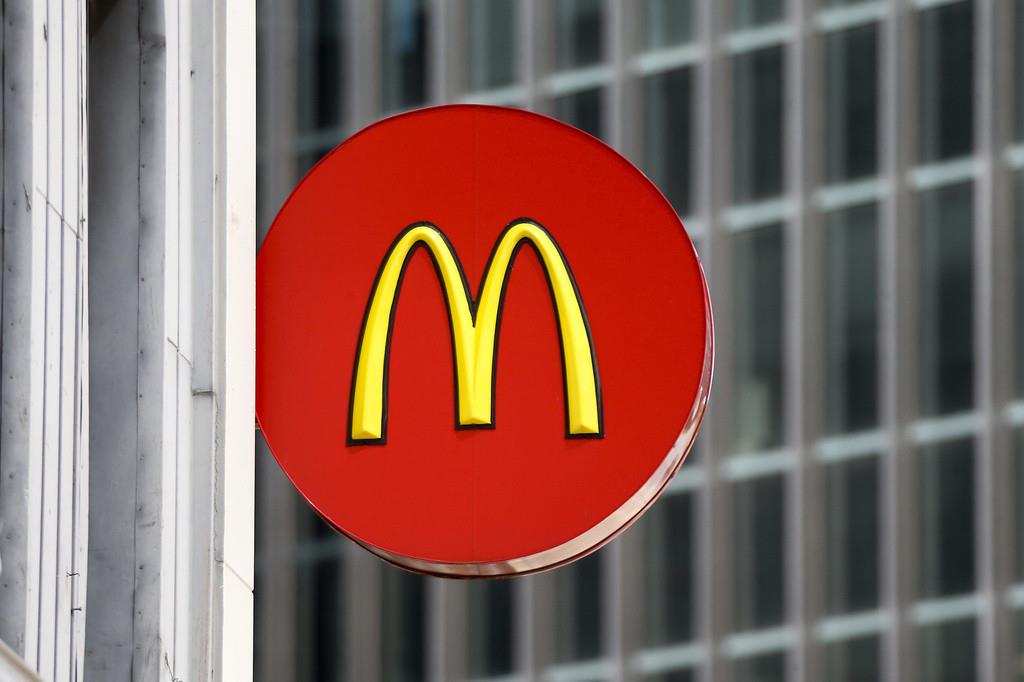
[382,0,429,111]
[1017,0,1024,141]
[380,567,427,682]
[921,618,977,682]
[554,88,604,140]
[297,0,343,133]
[555,0,604,70]
[642,492,696,646]
[643,67,693,216]
[467,580,515,678]
[734,475,786,630]
[826,635,880,682]
[643,0,694,50]
[643,671,696,682]
[733,46,784,202]
[554,551,603,662]
[919,183,974,418]
[1016,172,1024,398]
[733,224,785,454]
[825,204,879,434]
[920,439,975,598]
[734,0,784,28]
[918,1,974,163]
[825,456,880,614]
[295,553,345,681]
[735,652,786,682]
[825,23,878,182]
[1016,428,1024,582]
[467,0,517,90]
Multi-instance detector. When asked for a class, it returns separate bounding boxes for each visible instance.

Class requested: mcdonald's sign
[257,105,712,576]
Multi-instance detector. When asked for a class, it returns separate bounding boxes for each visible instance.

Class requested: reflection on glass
[733,0,783,28]
[826,456,880,614]
[733,46,784,202]
[381,567,426,682]
[467,580,515,678]
[733,224,785,454]
[554,551,603,662]
[555,0,604,70]
[735,651,786,682]
[919,183,974,418]
[642,492,695,646]
[734,475,785,630]
[297,0,342,133]
[918,1,974,163]
[825,204,879,434]
[294,508,345,682]
[467,0,517,91]
[554,88,604,139]
[825,23,878,182]
[826,635,880,682]
[643,67,693,216]
[920,439,975,598]
[382,0,429,111]
[643,0,694,50]
[921,618,976,682]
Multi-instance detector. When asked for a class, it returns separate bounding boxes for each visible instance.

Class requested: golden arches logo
[348,219,603,444]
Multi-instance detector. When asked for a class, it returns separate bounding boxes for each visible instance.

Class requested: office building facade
[256,0,1024,681]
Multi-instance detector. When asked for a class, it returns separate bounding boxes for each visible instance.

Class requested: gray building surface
[255,1,1024,681]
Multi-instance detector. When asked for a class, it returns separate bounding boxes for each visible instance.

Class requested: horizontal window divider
[816,429,887,463]
[912,0,971,10]
[721,626,798,659]
[681,217,705,238]
[543,65,614,96]
[1005,400,1024,426]
[815,177,885,212]
[467,674,527,682]
[723,24,795,54]
[294,126,350,155]
[631,642,707,675]
[632,44,704,76]
[909,593,984,625]
[722,198,795,231]
[543,659,614,682]
[816,1,887,33]
[908,411,982,446]
[666,465,708,492]
[908,157,979,191]
[460,85,528,106]
[721,448,796,480]
[816,609,890,642]
[1007,584,1024,609]
[1005,144,1024,169]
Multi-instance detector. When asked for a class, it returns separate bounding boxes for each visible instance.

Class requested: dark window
[467,0,518,90]
[921,618,977,682]
[297,0,343,133]
[825,23,879,182]
[735,651,786,682]
[643,0,694,50]
[918,1,975,162]
[380,567,427,682]
[733,46,784,202]
[554,550,604,662]
[920,439,976,598]
[1016,172,1024,398]
[643,67,693,216]
[826,635,880,682]
[642,492,696,646]
[467,580,515,677]
[826,456,880,614]
[554,88,605,140]
[382,0,429,111]
[734,0,784,28]
[734,475,786,630]
[555,0,605,70]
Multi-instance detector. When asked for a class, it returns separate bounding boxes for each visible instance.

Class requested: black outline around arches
[346,218,605,446]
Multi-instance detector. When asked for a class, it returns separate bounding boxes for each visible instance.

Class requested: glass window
[735,652,786,682]
[824,0,876,5]
[643,0,694,50]
[555,0,605,70]
[826,635,880,682]
[919,183,974,418]
[918,1,974,163]
[380,567,427,682]
[294,508,346,682]
[467,0,517,91]
[297,0,343,134]
[382,0,429,111]
[734,475,786,630]
[734,0,784,28]
[1017,0,1024,141]
[1016,429,1024,582]
[920,439,975,598]
[825,204,879,434]
[642,491,696,646]
[554,551,604,662]
[643,67,693,216]
[554,88,605,140]
[825,456,880,614]
[733,224,785,454]
[644,670,696,682]
[825,23,879,183]
[733,46,784,203]
[467,580,515,678]
[1016,172,1024,398]
[920,618,977,682]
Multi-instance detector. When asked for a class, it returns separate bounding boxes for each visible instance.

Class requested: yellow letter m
[348,219,603,445]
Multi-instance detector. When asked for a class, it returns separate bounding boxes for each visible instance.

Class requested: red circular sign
[257,105,712,576]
